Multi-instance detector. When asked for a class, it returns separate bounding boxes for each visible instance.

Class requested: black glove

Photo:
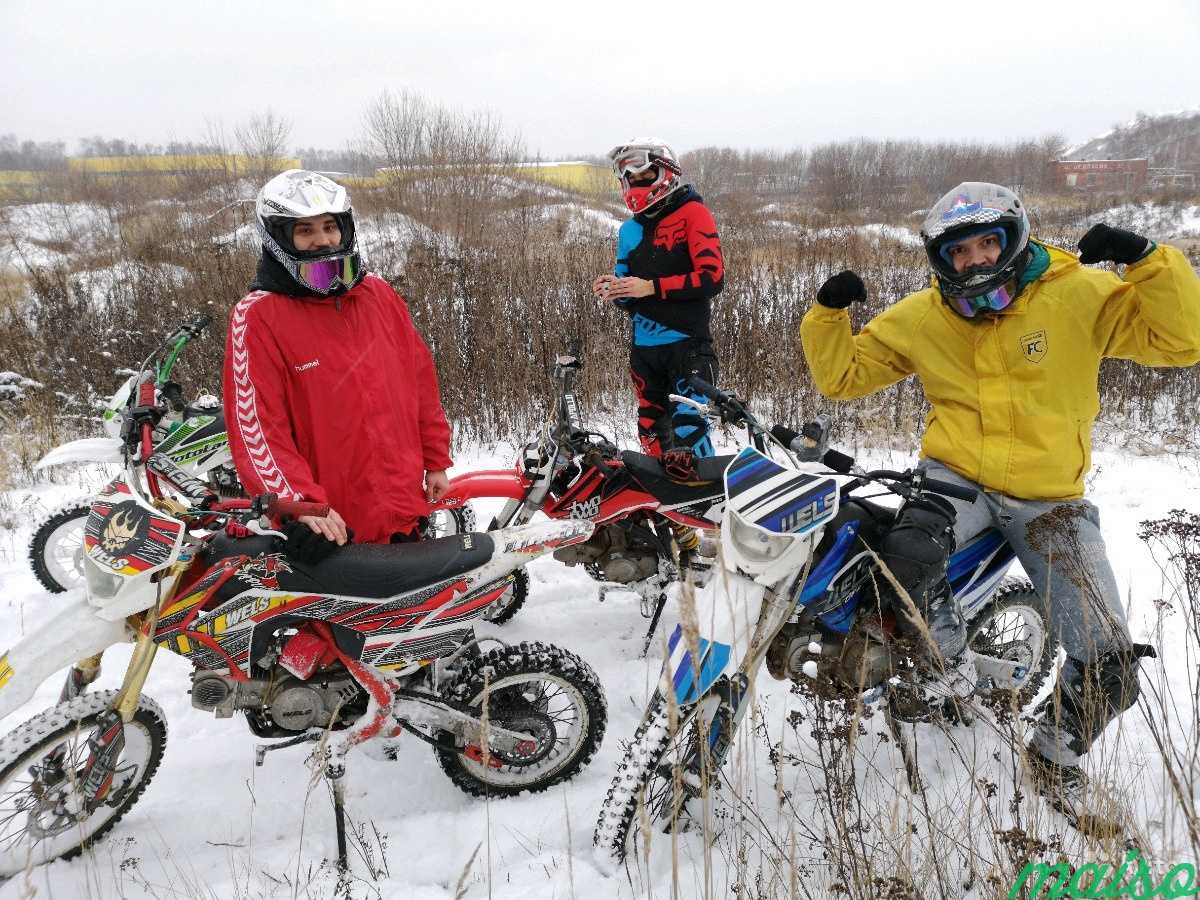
[1078,223,1151,265]
[816,270,866,309]
[281,520,351,565]
[662,448,697,481]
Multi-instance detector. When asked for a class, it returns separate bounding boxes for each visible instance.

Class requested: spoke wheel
[968,580,1056,710]
[0,692,166,875]
[594,693,716,870]
[28,503,91,594]
[436,642,606,796]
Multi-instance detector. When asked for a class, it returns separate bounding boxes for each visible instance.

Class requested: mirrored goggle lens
[953,285,1012,318]
[298,256,356,292]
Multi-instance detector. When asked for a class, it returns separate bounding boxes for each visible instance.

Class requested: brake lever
[247,518,287,540]
[667,393,713,415]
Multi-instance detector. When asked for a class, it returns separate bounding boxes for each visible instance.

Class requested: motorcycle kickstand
[327,762,350,878]
[883,694,924,795]
[641,591,669,657]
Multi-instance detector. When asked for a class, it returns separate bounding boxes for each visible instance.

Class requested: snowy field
[0,436,1197,899]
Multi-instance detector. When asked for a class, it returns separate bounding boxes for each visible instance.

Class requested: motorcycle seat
[620,450,735,486]
[202,532,496,602]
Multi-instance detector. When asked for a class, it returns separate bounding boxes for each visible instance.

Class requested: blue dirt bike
[593,378,1055,866]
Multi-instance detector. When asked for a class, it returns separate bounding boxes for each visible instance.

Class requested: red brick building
[1053,159,1148,192]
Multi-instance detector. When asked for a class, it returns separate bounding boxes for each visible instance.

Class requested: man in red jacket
[223,169,452,559]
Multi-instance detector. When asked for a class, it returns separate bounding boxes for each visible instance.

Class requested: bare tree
[235,110,293,182]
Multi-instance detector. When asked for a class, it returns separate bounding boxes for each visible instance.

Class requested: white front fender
[35,437,123,469]
[0,594,129,722]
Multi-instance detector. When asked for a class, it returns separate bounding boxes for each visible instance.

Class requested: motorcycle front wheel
[593,692,718,871]
[0,691,166,874]
[28,500,91,594]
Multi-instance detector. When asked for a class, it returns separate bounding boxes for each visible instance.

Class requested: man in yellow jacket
[800,181,1200,833]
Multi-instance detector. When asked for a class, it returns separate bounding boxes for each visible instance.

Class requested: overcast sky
[6,0,1199,159]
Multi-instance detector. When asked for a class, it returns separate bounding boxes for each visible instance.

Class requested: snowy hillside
[0,436,1197,899]
[1065,110,1200,170]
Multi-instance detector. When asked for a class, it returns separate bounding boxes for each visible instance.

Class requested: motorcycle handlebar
[859,469,979,504]
[922,477,979,504]
[265,497,332,520]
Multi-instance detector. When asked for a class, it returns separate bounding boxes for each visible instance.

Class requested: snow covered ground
[0,436,1197,899]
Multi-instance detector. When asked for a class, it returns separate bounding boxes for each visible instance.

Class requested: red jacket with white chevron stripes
[222,274,453,543]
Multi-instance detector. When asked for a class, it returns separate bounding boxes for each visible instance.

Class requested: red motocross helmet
[607,137,684,214]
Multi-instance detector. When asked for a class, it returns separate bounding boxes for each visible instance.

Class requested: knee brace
[878,495,957,633]
[1050,644,1156,756]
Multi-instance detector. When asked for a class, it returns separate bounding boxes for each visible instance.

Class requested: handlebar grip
[923,478,979,504]
[137,379,156,408]
[685,374,728,404]
[267,498,332,520]
[822,449,856,474]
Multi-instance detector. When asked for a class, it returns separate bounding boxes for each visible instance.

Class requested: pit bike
[0,372,607,874]
[29,315,475,595]
[431,341,808,651]
[593,377,1056,867]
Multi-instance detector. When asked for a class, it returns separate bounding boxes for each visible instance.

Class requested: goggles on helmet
[295,254,360,294]
[611,148,681,180]
[948,284,1014,318]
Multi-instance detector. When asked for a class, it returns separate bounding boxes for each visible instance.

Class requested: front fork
[59,580,171,813]
[691,578,804,777]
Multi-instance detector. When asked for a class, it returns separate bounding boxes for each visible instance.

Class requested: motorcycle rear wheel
[968,579,1056,710]
[436,642,606,797]
[0,691,166,875]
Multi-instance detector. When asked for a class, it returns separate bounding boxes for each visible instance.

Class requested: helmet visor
[297,254,359,294]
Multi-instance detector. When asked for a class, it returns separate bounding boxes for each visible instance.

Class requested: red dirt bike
[431,342,763,652]
[0,373,607,874]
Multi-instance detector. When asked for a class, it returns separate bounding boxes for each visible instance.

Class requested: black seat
[621,451,735,486]
[201,532,495,602]
[301,534,495,599]
[619,451,734,506]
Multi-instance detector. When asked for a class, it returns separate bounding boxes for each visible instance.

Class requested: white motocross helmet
[254,169,365,296]
[607,137,686,214]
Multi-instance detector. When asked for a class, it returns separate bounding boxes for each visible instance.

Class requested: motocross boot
[1024,751,1128,839]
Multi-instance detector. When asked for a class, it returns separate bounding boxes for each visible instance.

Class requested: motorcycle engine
[191,670,361,731]
[552,523,659,584]
[768,625,898,698]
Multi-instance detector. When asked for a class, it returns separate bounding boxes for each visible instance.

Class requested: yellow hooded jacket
[800,243,1200,501]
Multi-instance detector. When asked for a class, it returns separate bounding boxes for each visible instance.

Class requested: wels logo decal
[237,554,293,590]
[213,595,292,634]
[568,496,601,520]
[1020,329,1048,363]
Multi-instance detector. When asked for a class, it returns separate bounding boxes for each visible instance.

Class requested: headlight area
[83,554,123,599]
[725,514,796,568]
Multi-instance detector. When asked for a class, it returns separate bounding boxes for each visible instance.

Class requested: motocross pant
[629,339,719,459]
[919,459,1144,765]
